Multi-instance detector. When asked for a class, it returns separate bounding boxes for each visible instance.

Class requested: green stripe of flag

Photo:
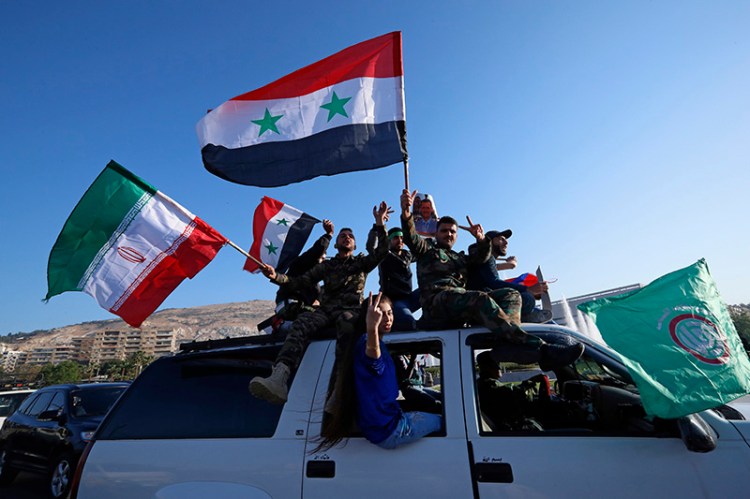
[46,161,157,299]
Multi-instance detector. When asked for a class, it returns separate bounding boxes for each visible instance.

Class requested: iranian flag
[196,31,407,187]
[244,196,319,274]
[46,161,228,328]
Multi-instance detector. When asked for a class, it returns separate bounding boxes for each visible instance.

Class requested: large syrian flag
[244,196,320,274]
[196,31,407,187]
[46,161,228,328]
[579,259,750,419]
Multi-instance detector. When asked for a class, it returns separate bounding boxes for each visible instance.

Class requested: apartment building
[88,329,176,364]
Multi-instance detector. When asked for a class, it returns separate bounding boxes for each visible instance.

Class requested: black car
[0,382,128,498]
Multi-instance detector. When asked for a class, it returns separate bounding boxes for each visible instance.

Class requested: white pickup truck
[70,324,750,498]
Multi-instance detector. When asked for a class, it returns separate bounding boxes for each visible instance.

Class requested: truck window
[471,339,679,438]
[96,346,287,440]
[321,339,445,440]
[389,339,443,416]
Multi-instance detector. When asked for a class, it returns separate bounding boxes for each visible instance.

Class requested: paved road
[2,471,50,498]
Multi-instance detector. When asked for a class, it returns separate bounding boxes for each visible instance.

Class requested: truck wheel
[49,452,75,498]
[0,449,18,486]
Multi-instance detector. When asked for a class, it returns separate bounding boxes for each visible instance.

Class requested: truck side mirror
[677,414,716,453]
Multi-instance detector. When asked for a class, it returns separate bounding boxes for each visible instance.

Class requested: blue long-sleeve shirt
[353,335,401,444]
[466,242,527,294]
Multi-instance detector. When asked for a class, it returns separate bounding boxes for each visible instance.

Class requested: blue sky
[2,1,749,335]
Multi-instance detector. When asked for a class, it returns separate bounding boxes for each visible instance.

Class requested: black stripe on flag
[202,121,407,187]
[276,212,321,274]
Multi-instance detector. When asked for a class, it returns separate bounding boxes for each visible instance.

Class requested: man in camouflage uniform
[249,201,390,404]
[399,189,583,370]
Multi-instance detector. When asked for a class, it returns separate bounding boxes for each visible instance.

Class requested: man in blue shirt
[467,229,552,323]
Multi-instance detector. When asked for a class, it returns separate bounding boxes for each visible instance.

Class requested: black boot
[538,342,585,371]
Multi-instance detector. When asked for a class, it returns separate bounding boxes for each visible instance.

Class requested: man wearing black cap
[468,229,552,323]
[367,226,420,330]
[398,188,583,374]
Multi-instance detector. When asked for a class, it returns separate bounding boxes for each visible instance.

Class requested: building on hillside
[88,329,176,364]
[24,344,75,365]
[0,349,26,372]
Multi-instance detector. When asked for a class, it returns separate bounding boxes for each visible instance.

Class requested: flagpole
[226,239,265,268]
[403,158,410,191]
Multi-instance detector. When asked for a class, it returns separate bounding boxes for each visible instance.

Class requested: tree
[127,351,154,379]
[39,361,82,386]
[730,308,750,355]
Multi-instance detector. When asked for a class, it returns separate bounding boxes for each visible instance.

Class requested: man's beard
[492,244,507,257]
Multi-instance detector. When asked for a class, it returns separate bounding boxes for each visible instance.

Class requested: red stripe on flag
[113,217,227,328]
[230,32,402,101]
[245,197,284,273]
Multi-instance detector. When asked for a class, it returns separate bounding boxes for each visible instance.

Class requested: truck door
[460,330,750,498]
[302,332,474,499]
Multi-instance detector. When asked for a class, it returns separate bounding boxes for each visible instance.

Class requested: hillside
[2,300,276,350]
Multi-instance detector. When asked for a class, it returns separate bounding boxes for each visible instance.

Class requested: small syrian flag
[46,161,228,328]
[196,31,407,187]
[244,196,320,274]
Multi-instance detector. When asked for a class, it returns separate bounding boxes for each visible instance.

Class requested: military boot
[249,363,290,404]
[522,309,553,324]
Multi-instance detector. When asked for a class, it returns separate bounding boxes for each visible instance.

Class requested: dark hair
[338,228,354,238]
[437,216,457,229]
[314,294,393,452]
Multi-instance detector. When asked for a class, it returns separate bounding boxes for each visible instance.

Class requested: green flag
[578,259,750,419]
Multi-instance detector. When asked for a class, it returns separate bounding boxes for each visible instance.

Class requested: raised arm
[464,215,491,265]
[286,219,333,276]
[359,201,389,271]
[400,189,429,256]
[365,292,384,359]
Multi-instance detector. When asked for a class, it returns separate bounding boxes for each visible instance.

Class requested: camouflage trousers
[276,307,360,370]
[424,287,532,344]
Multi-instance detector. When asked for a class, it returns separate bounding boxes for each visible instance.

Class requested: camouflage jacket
[272,224,387,311]
[401,215,491,302]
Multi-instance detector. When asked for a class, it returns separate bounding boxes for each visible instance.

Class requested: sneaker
[522,308,553,323]
[249,363,290,404]
[539,343,585,372]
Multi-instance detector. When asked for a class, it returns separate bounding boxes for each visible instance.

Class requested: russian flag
[505,273,539,287]
[197,32,407,187]
[244,196,320,274]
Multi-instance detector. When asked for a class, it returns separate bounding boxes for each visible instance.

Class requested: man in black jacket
[368,227,420,330]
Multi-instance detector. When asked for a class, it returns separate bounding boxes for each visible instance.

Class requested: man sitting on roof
[467,229,552,323]
[399,188,583,371]
[249,202,390,404]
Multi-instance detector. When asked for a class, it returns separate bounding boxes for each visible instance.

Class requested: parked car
[0,382,128,498]
[0,389,35,429]
[72,325,750,498]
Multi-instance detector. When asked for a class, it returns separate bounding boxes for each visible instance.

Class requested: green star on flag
[275,218,290,226]
[320,91,351,122]
[264,241,279,255]
[252,108,283,136]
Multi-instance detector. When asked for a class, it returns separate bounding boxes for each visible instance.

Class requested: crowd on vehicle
[249,188,585,450]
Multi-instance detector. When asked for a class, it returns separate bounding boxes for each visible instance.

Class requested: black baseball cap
[486,229,512,240]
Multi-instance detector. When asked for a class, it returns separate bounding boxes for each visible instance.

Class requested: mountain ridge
[1,300,277,351]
